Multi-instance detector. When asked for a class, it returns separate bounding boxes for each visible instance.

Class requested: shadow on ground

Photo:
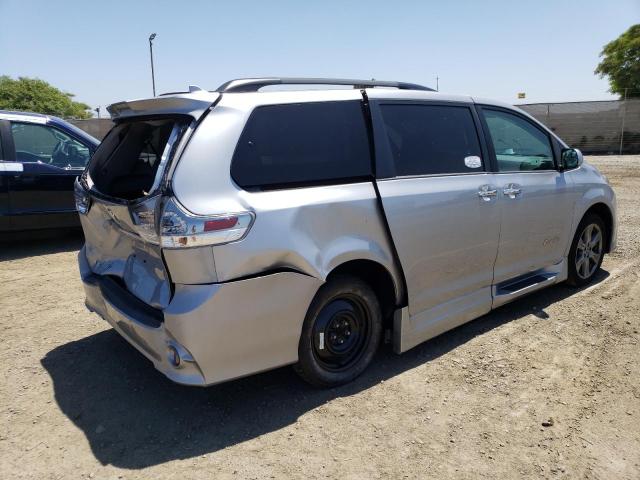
[41,270,608,469]
[0,229,83,261]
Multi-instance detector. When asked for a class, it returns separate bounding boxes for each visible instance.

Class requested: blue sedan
[0,110,100,232]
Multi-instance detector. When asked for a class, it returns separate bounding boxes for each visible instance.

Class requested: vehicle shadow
[0,229,83,261]
[41,270,609,469]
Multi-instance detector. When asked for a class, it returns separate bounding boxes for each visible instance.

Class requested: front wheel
[567,214,606,287]
[294,275,382,387]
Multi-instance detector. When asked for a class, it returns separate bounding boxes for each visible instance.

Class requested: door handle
[503,183,522,199]
[478,184,497,201]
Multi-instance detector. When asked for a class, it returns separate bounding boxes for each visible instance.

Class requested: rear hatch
[76,92,218,309]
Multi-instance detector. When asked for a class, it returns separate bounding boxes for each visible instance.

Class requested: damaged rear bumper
[79,247,322,386]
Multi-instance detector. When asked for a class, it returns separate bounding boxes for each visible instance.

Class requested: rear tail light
[131,201,160,243]
[74,178,91,215]
[159,198,254,248]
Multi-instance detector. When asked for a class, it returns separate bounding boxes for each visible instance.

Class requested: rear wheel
[567,214,606,287]
[294,275,382,387]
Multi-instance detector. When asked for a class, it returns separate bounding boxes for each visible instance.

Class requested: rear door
[370,99,500,348]
[7,120,92,229]
[478,106,576,286]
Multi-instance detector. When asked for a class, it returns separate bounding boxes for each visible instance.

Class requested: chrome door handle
[478,184,498,201]
[503,183,522,199]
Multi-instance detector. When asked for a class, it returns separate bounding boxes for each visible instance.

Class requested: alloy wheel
[575,223,603,280]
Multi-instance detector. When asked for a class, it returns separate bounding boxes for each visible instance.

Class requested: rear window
[88,117,188,200]
[380,104,483,176]
[231,101,371,189]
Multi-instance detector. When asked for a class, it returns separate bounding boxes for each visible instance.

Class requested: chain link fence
[519,98,640,155]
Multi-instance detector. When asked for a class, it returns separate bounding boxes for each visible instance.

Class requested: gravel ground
[1,156,639,479]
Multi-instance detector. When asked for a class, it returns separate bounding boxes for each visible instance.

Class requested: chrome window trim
[378,171,492,181]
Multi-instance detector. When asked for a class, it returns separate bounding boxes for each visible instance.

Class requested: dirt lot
[1,156,639,479]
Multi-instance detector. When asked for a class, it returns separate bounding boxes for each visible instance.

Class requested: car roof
[0,109,100,147]
[0,109,52,123]
[365,88,474,103]
[107,78,520,118]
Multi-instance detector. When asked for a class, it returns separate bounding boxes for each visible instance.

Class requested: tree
[0,76,92,119]
[595,24,640,98]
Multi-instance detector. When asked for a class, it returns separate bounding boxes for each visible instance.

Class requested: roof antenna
[188,85,204,93]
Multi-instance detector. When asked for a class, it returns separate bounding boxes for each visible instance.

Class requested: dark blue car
[0,110,99,232]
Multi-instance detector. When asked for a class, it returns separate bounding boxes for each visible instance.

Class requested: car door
[478,106,577,293]
[0,120,14,231]
[7,120,92,230]
[369,99,500,350]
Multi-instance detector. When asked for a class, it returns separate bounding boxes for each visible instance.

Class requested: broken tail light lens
[159,198,254,248]
[74,177,91,215]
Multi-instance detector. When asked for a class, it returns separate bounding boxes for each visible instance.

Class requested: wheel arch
[582,202,614,253]
[326,259,402,331]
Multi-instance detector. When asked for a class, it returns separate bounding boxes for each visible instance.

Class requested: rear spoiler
[107,91,220,121]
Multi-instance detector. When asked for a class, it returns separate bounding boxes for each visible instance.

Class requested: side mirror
[560,148,583,170]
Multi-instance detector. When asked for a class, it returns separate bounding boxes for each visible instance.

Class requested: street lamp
[149,33,157,96]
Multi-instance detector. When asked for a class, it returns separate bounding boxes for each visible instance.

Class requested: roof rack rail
[215,77,435,93]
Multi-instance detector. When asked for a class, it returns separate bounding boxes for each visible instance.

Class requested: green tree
[0,76,92,119]
[595,24,640,98]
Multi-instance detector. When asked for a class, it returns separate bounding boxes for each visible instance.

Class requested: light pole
[149,33,157,96]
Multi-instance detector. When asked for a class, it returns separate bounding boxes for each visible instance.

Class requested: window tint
[231,101,371,189]
[482,109,554,171]
[11,122,91,168]
[379,104,483,176]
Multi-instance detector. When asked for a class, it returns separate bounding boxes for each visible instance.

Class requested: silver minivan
[75,78,616,387]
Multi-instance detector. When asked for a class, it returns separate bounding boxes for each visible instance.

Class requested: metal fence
[518,98,640,155]
[68,118,113,140]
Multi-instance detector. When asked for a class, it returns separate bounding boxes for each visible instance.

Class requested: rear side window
[88,117,187,200]
[231,101,371,189]
[379,104,483,176]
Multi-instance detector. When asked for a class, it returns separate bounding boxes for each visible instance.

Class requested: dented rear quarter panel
[169,90,404,301]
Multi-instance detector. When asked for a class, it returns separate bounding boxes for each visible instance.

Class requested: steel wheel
[294,275,382,387]
[311,295,370,372]
[575,222,603,280]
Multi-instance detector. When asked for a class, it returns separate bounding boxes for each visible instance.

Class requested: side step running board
[496,273,556,295]
[492,262,566,308]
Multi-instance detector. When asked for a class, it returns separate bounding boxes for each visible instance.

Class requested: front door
[478,107,577,285]
[7,121,91,229]
[370,100,500,351]
[0,120,14,231]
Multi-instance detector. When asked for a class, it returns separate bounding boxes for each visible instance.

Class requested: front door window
[482,109,554,172]
[11,122,91,169]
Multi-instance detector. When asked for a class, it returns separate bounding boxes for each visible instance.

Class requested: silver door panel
[492,171,577,285]
[377,174,500,334]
